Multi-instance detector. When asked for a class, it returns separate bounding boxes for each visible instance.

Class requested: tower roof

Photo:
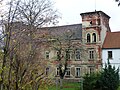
[80,11,110,19]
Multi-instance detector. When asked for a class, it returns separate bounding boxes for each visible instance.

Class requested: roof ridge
[41,23,82,29]
[111,31,120,33]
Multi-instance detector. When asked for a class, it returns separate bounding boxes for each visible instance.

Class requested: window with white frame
[56,68,59,76]
[45,67,49,75]
[66,67,70,76]
[89,67,94,74]
[71,51,74,59]
[65,49,74,60]
[75,49,80,60]
[76,67,81,77]
[89,50,94,59]
[66,50,70,60]
[45,51,49,59]
[87,33,91,43]
[56,51,59,60]
[92,33,96,42]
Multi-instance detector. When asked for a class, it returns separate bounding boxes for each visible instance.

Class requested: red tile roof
[102,32,120,49]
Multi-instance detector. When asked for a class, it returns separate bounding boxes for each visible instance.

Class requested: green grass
[49,82,80,90]
[49,82,120,90]
[117,86,120,90]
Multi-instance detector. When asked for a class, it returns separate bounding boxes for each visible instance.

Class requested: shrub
[96,63,119,90]
[83,73,100,90]
[83,63,119,90]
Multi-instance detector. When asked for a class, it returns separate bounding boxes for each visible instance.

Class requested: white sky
[53,0,120,32]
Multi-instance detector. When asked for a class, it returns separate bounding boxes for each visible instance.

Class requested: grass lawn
[49,82,80,90]
[117,86,120,90]
[49,82,120,90]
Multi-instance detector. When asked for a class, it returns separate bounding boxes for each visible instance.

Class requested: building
[102,32,120,70]
[39,11,111,81]
[9,10,118,81]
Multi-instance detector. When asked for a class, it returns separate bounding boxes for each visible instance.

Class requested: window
[71,51,74,59]
[45,67,49,75]
[92,33,96,42]
[56,68,59,76]
[87,33,91,43]
[90,21,92,25]
[76,67,81,77]
[75,49,80,60]
[45,51,49,59]
[66,68,70,76]
[56,51,64,60]
[66,50,70,60]
[56,51,59,60]
[108,51,112,59]
[89,50,94,59]
[89,67,94,74]
[98,19,100,25]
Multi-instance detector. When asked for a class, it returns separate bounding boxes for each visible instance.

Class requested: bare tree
[115,0,120,6]
[48,30,88,89]
[0,0,59,89]
[0,0,21,89]
[16,0,59,27]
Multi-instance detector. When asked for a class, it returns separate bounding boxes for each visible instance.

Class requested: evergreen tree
[83,61,119,90]
[83,73,100,90]
[96,63,119,90]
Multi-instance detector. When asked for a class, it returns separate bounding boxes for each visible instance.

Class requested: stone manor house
[10,11,120,81]
[43,11,111,80]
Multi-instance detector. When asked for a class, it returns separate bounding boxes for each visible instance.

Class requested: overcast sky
[53,0,120,32]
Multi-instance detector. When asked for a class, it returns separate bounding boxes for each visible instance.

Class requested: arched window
[87,33,91,43]
[92,33,96,42]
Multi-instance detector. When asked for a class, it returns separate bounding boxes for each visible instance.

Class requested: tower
[80,11,111,71]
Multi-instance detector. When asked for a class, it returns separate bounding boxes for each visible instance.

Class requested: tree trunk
[55,78,59,90]
[60,78,63,89]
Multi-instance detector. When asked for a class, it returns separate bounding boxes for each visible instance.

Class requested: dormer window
[87,33,91,43]
[92,33,96,42]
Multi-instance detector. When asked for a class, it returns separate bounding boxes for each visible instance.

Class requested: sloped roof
[39,24,82,40]
[102,32,120,49]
